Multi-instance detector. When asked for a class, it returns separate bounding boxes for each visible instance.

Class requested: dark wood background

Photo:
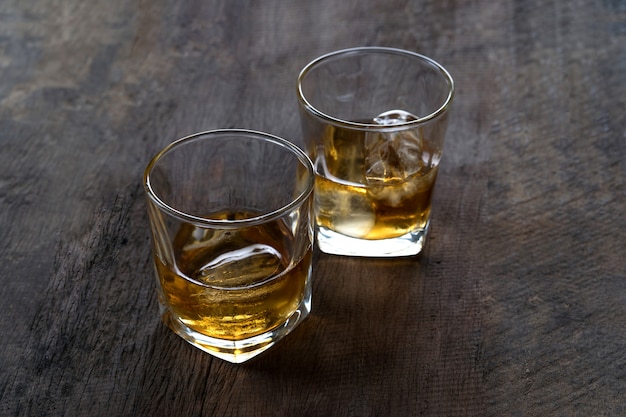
[1,0,624,416]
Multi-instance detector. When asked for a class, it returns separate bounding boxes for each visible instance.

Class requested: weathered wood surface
[1,0,624,416]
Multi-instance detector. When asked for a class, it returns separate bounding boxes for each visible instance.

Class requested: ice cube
[334,214,376,238]
[316,186,376,237]
[373,109,419,125]
[365,110,428,184]
[367,165,439,207]
[315,156,375,238]
[196,244,283,286]
[322,124,365,183]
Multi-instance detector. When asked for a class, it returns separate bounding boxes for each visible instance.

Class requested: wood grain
[0,0,624,416]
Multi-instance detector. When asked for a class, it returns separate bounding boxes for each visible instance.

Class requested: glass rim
[143,129,315,228]
[296,46,455,131]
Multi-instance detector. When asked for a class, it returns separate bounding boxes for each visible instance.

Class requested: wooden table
[1,0,624,415]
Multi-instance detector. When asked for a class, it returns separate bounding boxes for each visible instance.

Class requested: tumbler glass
[297,47,454,257]
[144,129,315,363]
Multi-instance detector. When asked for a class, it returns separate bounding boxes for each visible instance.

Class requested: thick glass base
[316,222,429,257]
[160,284,312,364]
